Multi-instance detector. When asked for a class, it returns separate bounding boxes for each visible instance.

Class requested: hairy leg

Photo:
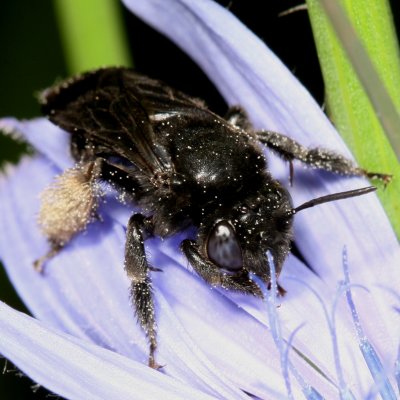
[124,214,160,369]
[256,130,391,184]
[225,106,391,184]
[34,158,104,272]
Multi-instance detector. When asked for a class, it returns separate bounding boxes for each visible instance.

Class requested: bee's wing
[40,67,209,175]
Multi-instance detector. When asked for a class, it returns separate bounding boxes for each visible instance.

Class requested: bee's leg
[125,214,160,369]
[34,158,104,273]
[33,243,63,273]
[180,239,263,297]
[256,130,392,184]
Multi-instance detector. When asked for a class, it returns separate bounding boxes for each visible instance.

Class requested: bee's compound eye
[206,221,243,271]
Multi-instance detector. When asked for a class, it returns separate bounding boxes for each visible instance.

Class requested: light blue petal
[0,300,216,400]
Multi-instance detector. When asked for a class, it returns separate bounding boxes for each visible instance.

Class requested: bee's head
[198,184,375,280]
[199,181,294,278]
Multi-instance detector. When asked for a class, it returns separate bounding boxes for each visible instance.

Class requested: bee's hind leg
[34,158,104,273]
[33,242,63,273]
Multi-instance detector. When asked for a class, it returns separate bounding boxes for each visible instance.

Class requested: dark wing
[40,67,210,176]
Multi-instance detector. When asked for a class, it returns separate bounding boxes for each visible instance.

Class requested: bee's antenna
[293,186,376,214]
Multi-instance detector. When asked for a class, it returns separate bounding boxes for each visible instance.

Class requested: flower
[1,0,399,398]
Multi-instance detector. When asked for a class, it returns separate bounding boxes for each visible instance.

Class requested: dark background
[0,1,399,398]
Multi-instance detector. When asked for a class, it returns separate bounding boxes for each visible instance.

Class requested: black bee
[34,67,388,368]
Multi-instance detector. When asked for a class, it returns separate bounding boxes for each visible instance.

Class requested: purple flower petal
[0,300,217,400]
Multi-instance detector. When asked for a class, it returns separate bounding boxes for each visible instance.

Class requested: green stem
[54,0,132,74]
[307,0,400,238]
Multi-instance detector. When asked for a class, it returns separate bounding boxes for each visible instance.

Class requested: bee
[34,67,389,368]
